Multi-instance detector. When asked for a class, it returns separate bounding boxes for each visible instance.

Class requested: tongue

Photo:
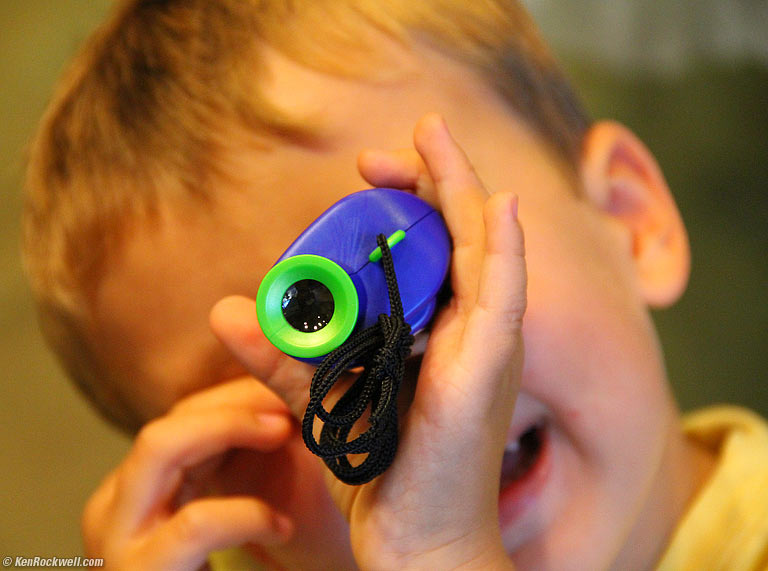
[500,426,542,489]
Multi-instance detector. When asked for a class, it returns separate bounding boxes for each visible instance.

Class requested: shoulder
[657,405,768,571]
[683,404,768,450]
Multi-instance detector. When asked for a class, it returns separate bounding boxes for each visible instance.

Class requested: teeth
[505,439,521,454]
[410,331,429,355]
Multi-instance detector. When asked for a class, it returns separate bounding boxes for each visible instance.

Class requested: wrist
[357,531,514,571]
[401,543,514,571]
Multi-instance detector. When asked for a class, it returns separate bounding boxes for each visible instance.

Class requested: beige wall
[3,0,766,561]
[1,1,128,559]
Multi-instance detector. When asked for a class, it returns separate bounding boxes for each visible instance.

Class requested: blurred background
[2,0,766,560]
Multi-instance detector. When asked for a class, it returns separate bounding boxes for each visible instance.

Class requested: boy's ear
[579,121,690,308]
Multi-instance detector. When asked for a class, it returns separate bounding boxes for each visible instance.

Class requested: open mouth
[500,423,548,492]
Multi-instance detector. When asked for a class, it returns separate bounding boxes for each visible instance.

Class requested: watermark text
[3,556,104,568]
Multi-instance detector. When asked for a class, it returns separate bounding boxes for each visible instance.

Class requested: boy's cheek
[501,415,633,567]
[519,269,665,437]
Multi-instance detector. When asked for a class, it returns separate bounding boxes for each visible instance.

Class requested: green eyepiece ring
[256,255,359,359]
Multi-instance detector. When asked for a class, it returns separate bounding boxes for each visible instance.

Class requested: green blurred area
[566,61,768,413]
[1,0,765,558]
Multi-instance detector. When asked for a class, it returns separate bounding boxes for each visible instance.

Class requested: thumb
[209,295,314,419]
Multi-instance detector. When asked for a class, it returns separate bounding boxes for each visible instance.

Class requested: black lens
[281,279,335,332]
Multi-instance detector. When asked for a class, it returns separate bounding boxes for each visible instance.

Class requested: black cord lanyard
[302,234,414,485]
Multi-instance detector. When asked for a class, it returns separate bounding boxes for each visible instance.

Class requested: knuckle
[172,504,211,544]
[133,419,170,458]
[243,497,271,524]
[81,473,115,541]
[81,496,100,534]
[81,500,102,550]
[476,292,527,332]
[81,487,116,557]
[502,295,528,327]
[209,410,249,437]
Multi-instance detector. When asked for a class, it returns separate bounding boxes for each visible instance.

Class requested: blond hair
[23,0,590,432]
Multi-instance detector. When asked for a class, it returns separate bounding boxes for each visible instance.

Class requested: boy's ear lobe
[579,121,690,308]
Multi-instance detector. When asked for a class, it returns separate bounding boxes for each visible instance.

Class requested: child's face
[91,44,687,568]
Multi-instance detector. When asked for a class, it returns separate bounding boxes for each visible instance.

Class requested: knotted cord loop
[301,234,414,485]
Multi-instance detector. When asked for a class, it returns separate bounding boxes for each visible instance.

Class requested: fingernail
[427,113,450,137]
[510,195,519,221]
[256,413,291,431]
[439,116,455,141]
[273,512,294,539]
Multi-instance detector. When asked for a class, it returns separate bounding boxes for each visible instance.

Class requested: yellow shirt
[657,406,768,571]
[209,548,262,571]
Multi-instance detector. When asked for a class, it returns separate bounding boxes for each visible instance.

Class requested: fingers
[357,148,439,207]
[82,471,119,556]
[210,295,315,419]
[145,496,293,570]
[352,118,526,568]
[413,114,486,199]
[170,376,288,417]
[413,114,491,310]
[361,114,490,308]
[81,380,301,569]
[115,409,292,532]
[163,378,292,507]
[460,192,526,382]
[86,493,293,569]
[408,116,526,402]
[359,113,527,388]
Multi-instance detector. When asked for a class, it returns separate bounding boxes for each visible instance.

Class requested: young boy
[23,1,768,569]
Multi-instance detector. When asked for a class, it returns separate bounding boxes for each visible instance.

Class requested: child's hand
[211,114,526,569]
[81,378,354,570]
